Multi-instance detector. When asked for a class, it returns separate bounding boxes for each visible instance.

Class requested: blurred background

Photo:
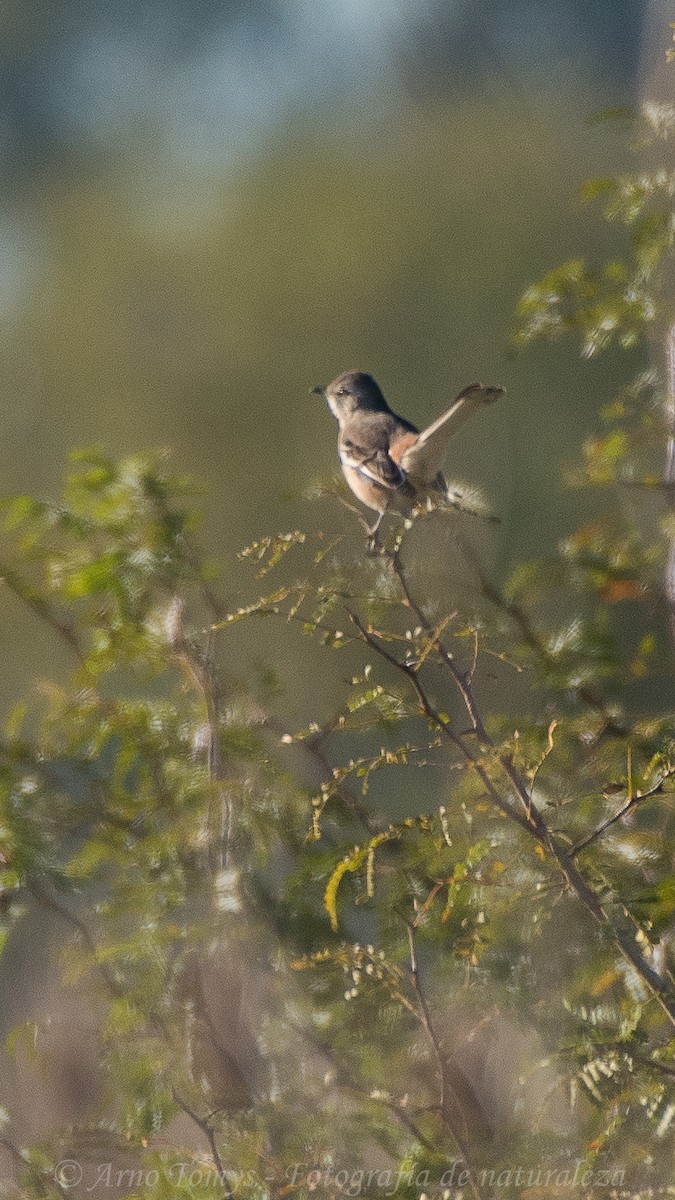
[0,0,667,706]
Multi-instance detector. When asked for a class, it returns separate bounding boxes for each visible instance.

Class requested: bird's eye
[336,387,348,397]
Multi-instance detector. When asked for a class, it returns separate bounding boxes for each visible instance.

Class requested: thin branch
[331,493,375,536]
[406,924,447,1117]
[171,1089,234,1200]
[457,537,627,737]
[30,878,238,1199]
[259,713,376,833]
[27,877,170,1042]
[287,1016,439,1156]
[628,1052,675,1078]
[347,553,675,1028]
[347,606,533,838]
[412,879,446,927]
[664,323,675,646]
[572,768,675,856]
[391,547,490,742]
[0,1137,24,1167]
[167,597,232,871]
[148,482,226,629]
[26,877,125,1001]
[467,628,480,685]
[405,924,486,1200]
[0,1134,71,1200]
[152,483,237,873]
[0,565,89,672]
[527,719,558,798]
[386,547,675,1024]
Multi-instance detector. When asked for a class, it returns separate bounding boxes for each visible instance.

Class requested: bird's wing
[398,383,504,482]
[340,439,412,494]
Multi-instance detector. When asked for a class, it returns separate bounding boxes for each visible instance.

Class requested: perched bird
[313,370,504,537]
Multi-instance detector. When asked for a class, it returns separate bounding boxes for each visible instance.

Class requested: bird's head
[311,371,389,420]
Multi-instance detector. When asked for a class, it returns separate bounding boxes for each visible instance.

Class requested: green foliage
[516,104,675,357]
[0,432,673,1199]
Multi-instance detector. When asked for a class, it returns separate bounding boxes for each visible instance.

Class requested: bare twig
[347,606,533,838]
[572,767,675,856]
[258,713,376,833]
[29,876,239,1198]
[26,877,125,1001]
[405,924,486,1200]
[26,877,175,1045]
[664,323,675,645]
[167,597,232,871]
[171,1089,234,1200]
[0,1133,71,1200]
[0,1137,24,1166]
[332,493,375,536]
[457,537,627,737]
[406,924,448,1117]
[467,628,480,685]
[528,719,558,798]
[0,565,89,672]
[287,1015,439,1156]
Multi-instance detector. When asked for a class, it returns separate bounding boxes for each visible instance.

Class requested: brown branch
[264,715,377,834]
[30,880,238,1198]
[347,554,675,1029]
[0,1136,24,1167]
[287,1015,439,1156]
[457,537,627,738]
[467,628,480,685]
[26,877,125,1001]
[404,924,486,1200]
[27,877,173,1043]
[406,924,448,1118]
[347,606,533,838]
[171,1089,234,1200]
[0,1134,71,1200]
[332,493,375,536]
[664,323,675,646]
[149,483,238,872]
[147,480,226,629]
[167,597,233,872]
[391,547,491,743]
[293,936,487,1199]
[572,768,675,856]
[0,564,89,671]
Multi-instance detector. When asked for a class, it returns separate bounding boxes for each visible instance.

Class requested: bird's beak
[310,384,325,396]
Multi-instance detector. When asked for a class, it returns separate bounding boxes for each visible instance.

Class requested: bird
[312,370,504,539]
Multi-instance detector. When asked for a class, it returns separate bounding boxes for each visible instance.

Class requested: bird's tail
[398,383,504,483]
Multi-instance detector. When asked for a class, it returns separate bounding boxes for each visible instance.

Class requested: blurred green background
[0,0,661,708]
